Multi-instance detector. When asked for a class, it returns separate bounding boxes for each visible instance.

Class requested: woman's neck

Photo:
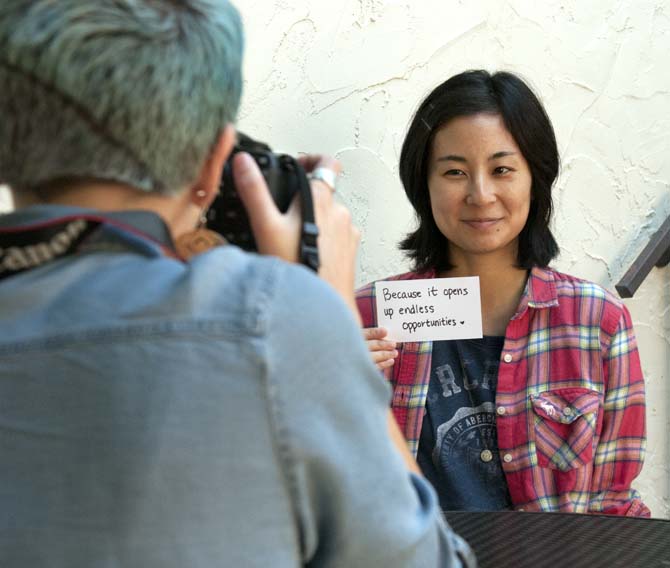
[439,253,529,337]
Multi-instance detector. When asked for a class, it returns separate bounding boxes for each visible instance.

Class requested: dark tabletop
[444,510,670,568]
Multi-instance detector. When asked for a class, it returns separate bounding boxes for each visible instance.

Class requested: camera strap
[0,212,178,281]
[293,162,320,272]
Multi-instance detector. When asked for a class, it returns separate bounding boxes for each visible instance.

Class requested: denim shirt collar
[0,204,176,258]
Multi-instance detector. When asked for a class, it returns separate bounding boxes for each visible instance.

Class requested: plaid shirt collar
[416,265,560,312]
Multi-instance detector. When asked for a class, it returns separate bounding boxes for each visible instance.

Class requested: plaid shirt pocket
[530,388,601,472]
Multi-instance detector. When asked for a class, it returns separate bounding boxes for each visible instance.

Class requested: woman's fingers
[371,348,399,364]
[363,327,398,370]
[362,326,388,342]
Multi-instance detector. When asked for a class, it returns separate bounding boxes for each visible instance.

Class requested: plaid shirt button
[503,453,513,463]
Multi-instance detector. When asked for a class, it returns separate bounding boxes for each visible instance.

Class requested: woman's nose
[465,175,496,205]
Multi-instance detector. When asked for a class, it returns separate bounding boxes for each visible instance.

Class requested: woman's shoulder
[537,266,628,332]
[543,267,620,304]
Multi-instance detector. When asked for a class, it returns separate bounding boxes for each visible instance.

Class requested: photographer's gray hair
[0,0,244,196]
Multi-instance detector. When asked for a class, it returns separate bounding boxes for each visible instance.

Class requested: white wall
[235,0,670,518]
[2,0,668,517]
[0,188,11,211]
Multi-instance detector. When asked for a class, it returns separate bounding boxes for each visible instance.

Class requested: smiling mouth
[462,218,502,229]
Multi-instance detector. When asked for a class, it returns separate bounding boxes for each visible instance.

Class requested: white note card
[374,277,483,342]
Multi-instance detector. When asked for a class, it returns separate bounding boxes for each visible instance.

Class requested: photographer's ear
[189,124,236,208]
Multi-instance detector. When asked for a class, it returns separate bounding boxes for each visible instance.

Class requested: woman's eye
[444,169,465,177]
[493,166,512,175]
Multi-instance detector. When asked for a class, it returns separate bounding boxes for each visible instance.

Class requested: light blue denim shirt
[0,205,474,568]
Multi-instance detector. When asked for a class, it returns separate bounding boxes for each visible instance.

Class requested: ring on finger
[308,167,338,193]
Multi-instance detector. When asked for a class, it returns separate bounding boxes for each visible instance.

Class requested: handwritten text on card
[374,277,483,342]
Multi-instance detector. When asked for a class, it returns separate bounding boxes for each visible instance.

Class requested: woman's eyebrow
[489,151,517,160]
[435,154,466,162]
[435,150,517,162]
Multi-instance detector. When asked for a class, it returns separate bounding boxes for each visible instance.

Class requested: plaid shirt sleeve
[356,282,377,329]
[356,272,435,454]
[356,281,395,385]
[589,303,649,516]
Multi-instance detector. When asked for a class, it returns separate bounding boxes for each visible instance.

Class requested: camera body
[207,133,301,251]
[206,133,319,270]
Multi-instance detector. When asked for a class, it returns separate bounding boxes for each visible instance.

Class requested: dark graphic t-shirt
[417,337,512,511]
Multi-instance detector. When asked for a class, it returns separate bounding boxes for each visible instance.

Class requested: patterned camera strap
[0,213,177,281]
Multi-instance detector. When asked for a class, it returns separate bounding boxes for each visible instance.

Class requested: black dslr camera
[206,133,319,271]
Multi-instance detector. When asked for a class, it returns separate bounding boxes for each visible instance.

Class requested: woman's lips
[462,218,501,230]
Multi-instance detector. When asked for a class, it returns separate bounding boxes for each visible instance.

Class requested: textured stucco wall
[1,0,668,517]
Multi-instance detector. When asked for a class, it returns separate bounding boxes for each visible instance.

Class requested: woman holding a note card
[356,70,649,516]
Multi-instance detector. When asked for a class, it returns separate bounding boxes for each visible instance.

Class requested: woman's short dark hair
[399,69,560,272]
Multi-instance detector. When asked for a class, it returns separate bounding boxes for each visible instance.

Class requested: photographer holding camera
[0,1,473,567]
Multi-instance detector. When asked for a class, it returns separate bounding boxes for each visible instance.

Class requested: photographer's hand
[234,154,420,475]
[233,152,360,321]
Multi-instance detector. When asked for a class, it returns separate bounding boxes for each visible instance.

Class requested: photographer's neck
[10,125,236,243]
[11,181,200,242]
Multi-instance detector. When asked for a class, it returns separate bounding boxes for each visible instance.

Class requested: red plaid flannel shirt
[356,266,650,516]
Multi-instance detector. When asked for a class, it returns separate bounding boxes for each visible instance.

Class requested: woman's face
[427,113,532,265]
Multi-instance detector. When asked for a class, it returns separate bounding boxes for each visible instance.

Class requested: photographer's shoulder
[182,245,355,338]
